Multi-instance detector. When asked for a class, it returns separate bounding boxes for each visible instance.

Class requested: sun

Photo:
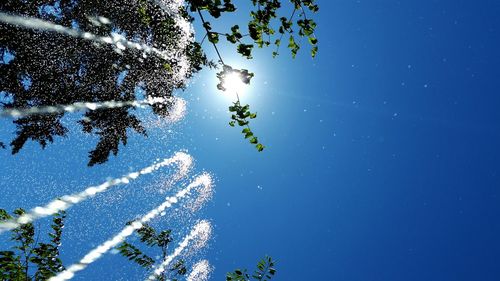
[222,72,248,95]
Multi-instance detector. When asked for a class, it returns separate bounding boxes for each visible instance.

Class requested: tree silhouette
[0,0,207,166]
[0,0,318,165]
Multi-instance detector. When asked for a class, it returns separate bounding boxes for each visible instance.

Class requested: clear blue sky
[1,0,500,280]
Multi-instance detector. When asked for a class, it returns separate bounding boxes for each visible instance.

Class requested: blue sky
[1,0,500,280]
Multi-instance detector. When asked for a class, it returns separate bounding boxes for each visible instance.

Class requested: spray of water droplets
[147,220,212,281]
[0,1,215,277]
[0,152,193,234]
[151,0,195,80]
[0,12,175,61]
[0,97,181,118]
[0,5,194,85]
[187,260,213,281]
[48,174,212,281]
[164,97,187,124]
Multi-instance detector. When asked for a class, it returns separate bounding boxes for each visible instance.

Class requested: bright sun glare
[223,72,247,95]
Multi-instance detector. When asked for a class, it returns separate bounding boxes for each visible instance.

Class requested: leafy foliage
[191,0,319,59]
[0,208,66,280]
[216,65,255,92]
[216,65,264,151]
[0,213,191,281]
[227,256,277,281]
[191,0,319,150]
[116,222,186,281]
[0,0,319,164]
[0,0,207,165]
[116,242,155,268]
[228,101,264,151]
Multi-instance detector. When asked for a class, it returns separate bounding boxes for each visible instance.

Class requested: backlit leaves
[191,1,319,153]
[227,256,277,281]
[288,35,299,58]
[191,0,319,59]
[216,65,254,91]
[226,25,243,43]
[1,0,319,160]
[237,44,254,59]
[216,65,264,151]
[228,101,264,151]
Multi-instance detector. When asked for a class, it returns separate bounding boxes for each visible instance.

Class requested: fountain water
[0,152,193,233]
[48,174,213,281]
[187,259,213,281]
[0,96,182,118]
[0,12,181,62]
[147,220,212,281]
[0,0,216,278]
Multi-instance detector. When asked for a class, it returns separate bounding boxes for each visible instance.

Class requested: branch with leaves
[189,0,319,59]
[1,210,277,280]
[0,208,66,280]
[216,65,265,151]
[227,256,277,281]
[189,0,319,152]
[0,0,318,162]
[116,222,187,281]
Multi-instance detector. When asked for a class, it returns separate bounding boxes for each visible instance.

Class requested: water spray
[0,97,178,118]
[187,259,212,281]
[0,12,177,62]
[147,220,212,281]
[0,152,193,234]
[48,174,212,281]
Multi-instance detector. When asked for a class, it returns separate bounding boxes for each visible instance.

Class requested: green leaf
[228,256,276,281]
[308,37,318,45]
[203,21,212,31]
[116,242,154,268]
[170,259,187,276]
[311,46,318,58]
[226,34,238,43]
[208,32,219,44]
[237,44,254,59]
[253,256,276,280]
[256,143,265,152]
[0,209,12,221]
[288,35,300,58]
[163,63,172,72]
